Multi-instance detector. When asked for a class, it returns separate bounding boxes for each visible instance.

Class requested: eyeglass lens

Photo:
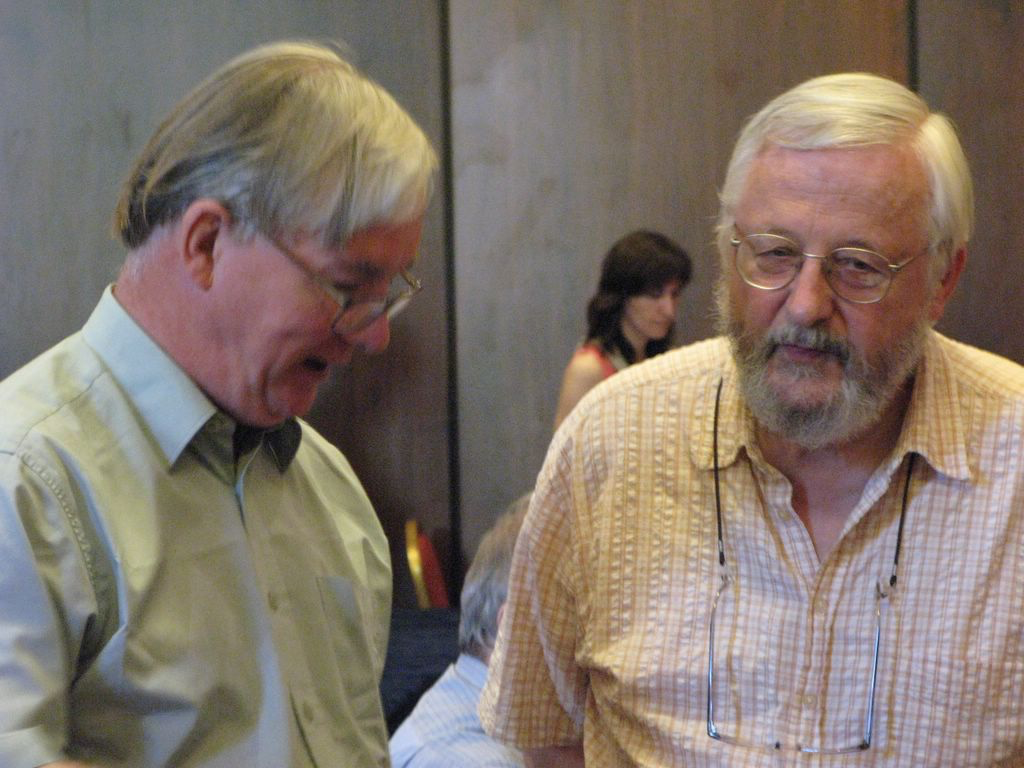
[331,273,419,334]
[735,233,894,303]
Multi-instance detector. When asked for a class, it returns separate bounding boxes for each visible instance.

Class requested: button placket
[238,451,328,763]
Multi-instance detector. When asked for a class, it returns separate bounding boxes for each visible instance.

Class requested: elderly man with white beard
[480,73,1024,767]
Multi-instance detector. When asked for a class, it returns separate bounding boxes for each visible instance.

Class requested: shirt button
[268,592,279,611]
[302,701,316,722]
[803,694,818,708]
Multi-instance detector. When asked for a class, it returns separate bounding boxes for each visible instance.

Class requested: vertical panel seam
[907,0,920,91]
[439,0,464,600]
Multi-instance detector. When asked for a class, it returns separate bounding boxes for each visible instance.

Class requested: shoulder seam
[17,451,97,579]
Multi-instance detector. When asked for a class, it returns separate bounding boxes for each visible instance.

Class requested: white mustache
[767,325,850,364]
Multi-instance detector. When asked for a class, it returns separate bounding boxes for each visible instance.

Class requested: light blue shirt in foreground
[0,287,392,767]
[390,654,524,768]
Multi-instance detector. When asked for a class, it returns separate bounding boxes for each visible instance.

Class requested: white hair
[114,40,437,250]
[716,73,973,279]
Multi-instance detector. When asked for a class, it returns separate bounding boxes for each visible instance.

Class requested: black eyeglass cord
[713,378,726,567]
[712,378,915,585]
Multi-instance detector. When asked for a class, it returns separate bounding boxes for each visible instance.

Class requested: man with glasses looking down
[481,73,1024,766]
[0,41,436,767]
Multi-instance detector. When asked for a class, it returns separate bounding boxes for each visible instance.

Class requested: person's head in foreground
[114,40,437,427]
[714,71,970,450]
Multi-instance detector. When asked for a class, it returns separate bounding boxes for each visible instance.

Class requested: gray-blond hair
[458,493,530,661]
[715,73,973,276]
[113,40,437,250]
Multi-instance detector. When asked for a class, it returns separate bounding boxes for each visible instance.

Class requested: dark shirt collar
[233,418,303,472]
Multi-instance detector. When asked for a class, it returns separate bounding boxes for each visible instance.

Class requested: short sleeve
[479,431,587,748]
[0,450,97,767]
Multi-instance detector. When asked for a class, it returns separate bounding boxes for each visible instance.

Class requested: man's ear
[929,245,966,324]
[178,199,233,290]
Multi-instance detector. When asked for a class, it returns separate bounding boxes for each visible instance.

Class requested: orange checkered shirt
[481,332,1024,767]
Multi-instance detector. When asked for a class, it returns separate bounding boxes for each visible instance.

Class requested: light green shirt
[0,287,392,767]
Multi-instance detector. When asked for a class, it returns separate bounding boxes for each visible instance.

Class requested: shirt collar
[82,286,217,467]
[81,285,301,472]
[893,330,972,481]
[233,419,303,472]
[693,331,972,482]
[453,653,490,693]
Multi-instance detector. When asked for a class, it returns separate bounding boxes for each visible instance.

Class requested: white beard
[715,278,930,450]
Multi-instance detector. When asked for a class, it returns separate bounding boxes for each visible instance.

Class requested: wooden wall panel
[8,1,1017,603]
[450,0,909,559]
[917,1,1024,364]
[0,2,449,608]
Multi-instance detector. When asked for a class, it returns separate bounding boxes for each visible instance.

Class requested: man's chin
[257,385,320,425]
[763,366,843,411]
[279,393,318,422]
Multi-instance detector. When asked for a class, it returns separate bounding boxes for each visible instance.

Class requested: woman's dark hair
[586,230,692,363]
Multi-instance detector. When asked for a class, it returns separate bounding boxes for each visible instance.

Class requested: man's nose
[783,256,836,326]
[345,314,391,355]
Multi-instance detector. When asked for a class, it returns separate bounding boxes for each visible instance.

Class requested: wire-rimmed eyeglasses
[706,379,916,753]
[707,572,889,753]
[272,237,422,336]
[731,229,926,304]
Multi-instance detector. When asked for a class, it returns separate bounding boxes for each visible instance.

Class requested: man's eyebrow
[336,251,420,284]
[837,238,886,253]
[752,227,885,254]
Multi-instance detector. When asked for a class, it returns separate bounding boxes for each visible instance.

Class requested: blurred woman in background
[553,230,691,429]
